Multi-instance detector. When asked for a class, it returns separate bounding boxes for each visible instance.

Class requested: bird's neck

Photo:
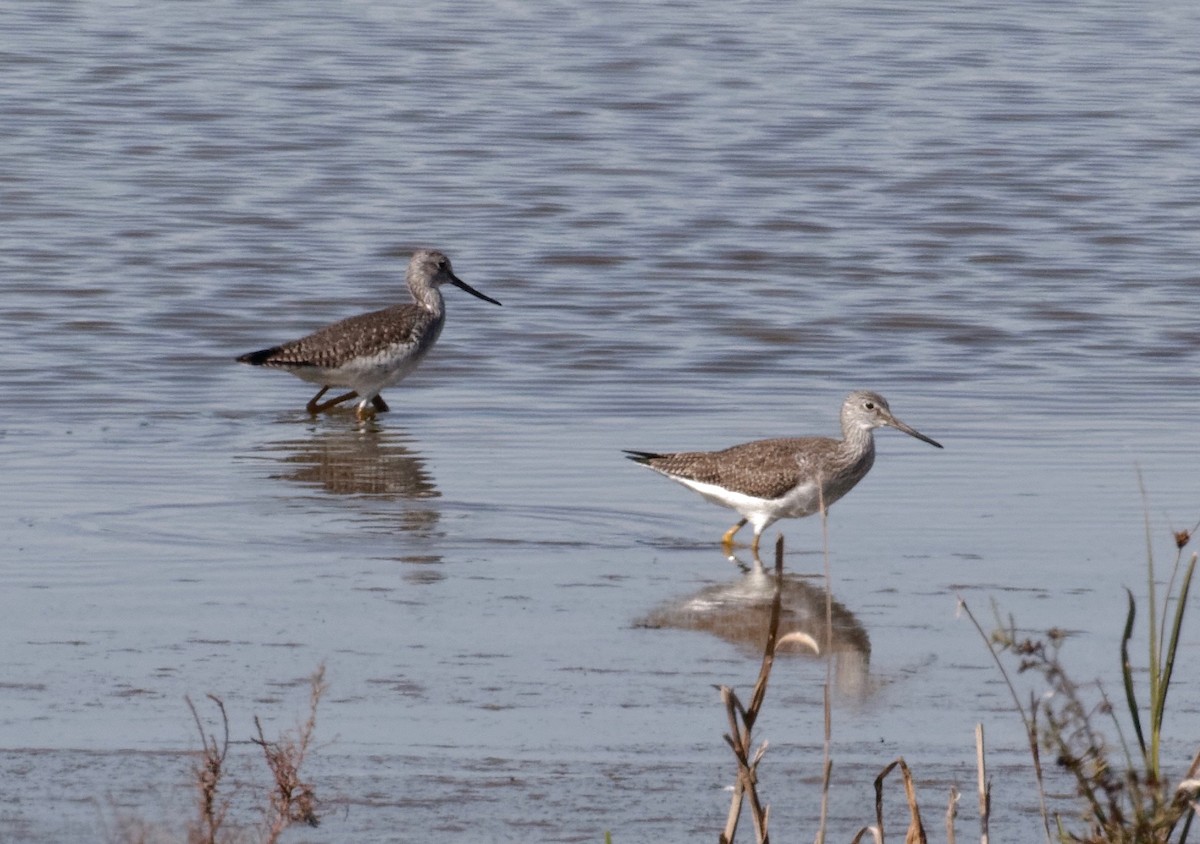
[411,281,445,316]
[841,424,876,461]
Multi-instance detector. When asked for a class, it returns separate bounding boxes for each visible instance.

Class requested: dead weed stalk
[849,757,928,844]
[961,499,1200,843]
[176,664,326,844]
[185,694,231,844]
[716,528,937,844]
[251,664,326,842]
[719,535,786,844]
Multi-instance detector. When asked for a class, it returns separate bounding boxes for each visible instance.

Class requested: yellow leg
[750,532,760,556]
[355,402,378,422]
[721,518,748,553]
[355,394,388,420]
[306,386,359,414]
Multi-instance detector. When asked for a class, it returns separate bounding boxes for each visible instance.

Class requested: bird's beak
[449,273,502,306]
[888,416,943,449]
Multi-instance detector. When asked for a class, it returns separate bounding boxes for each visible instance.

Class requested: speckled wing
[238,304,432,369]
[628,437,842,500]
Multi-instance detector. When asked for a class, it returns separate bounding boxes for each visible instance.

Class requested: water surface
[2,1,1199,840]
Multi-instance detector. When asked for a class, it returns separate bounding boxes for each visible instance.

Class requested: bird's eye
[864,401,875,410]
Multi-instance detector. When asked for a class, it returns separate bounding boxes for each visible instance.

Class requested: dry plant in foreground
[849,757,928,844]
[181,664,326,844]
[718,536,787,844]
[960,495,1200,844]
[714,489,1199,843]
[185,693,231,844]
[714,527,967,844]
[251,665,325,842]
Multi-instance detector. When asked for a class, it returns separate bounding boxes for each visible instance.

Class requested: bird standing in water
[625,391,943,555]
[237,249,500,421]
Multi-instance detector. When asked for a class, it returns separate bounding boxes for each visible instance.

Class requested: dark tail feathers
[622,450,662,465]
[236,346,281,366]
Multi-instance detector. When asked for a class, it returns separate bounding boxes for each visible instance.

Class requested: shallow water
[3,1,1200,841]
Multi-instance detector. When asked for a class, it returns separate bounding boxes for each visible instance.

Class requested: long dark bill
[450,274,502,306]
[890,418,943,449]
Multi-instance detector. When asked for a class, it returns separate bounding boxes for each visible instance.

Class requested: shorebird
[237,249,500,420]
[625,391,943,555]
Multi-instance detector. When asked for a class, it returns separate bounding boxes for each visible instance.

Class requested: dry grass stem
[976,723,990,844]
[852,758,928,844]
[945,785,959,844]
[719,536,785,844]
[185,693,231,844]
[960,506,1199,844]
[958,597,1054,842]
[868,758,927,844]
[251,664,327,844]
[816,487,833,844]
[849,826,884,844]
[108,667,329,843]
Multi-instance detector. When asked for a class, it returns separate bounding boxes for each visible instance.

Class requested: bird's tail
[622,450,662,465]
[236,346,282,366]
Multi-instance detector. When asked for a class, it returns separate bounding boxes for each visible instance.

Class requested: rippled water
[3,1,1200,841]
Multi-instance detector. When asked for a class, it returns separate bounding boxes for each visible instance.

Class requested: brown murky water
[3,1,1200,840]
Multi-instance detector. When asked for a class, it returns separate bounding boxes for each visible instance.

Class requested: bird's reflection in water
[636,554,871,700]
[258,424,444,550]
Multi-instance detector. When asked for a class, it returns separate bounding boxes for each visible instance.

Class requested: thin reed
[719,535,786,844]
[817,487,833,844]
[251,663,325,843]
[113,665,328,844]
[960,500,1200,844]
[712,491,1198,844]
[185,694,231,844]
[716,524,933,844]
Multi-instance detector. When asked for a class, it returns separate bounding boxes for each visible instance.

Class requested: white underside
[291,344,424,408]
[665,475,821,536]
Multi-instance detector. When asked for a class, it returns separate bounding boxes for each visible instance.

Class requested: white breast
[668,476,821,530]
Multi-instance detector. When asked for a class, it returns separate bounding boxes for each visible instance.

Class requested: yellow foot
[721,519,748,554]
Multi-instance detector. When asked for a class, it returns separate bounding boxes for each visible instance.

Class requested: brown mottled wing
[643,437,841,500]
[240,304,431,369]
